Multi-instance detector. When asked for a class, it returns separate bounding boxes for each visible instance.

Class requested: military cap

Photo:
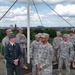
[35,34,40,38]
[6,29,13,33]
[18,27,23,30]
[37,33,42,37]
[70,30,74,33]
[56,31,61,35]
[63,34,68,38]
[9,34,16,39]
[41,33,49,38]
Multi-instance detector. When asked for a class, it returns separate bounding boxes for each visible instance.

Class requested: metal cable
[0,0,18,20]
[42,0,73,27]
[32,0,44,26]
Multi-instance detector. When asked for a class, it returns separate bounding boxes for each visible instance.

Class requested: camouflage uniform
[16,33,27,65]
[35,33,54,75]
[2,36,10,46]
[30,40,41,74]
[30,34,42,75]
[2,29,13,46]
[58,34,74,75]
[53,36,63,63]
[68,34,75,62]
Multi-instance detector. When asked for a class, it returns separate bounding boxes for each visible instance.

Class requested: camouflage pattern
[2,29,13,46]
[35,42,54,75]
[53,37,63,49]
[30,40,41,74]
[16,33,27,65]
[68,35,75,45]
[2,36,9,46]
[58,41,74,74]
[53,37,63,62]
[68,34,75,62]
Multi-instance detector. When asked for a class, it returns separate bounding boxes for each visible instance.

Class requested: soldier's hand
[14,59,19,65]
[36,64,42,71]
[54,47,58,51]
[68,59,71,63]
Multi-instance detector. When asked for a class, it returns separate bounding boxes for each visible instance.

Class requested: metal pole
[27,0,30,63]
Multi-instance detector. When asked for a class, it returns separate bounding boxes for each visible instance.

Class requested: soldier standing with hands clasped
[4,34,22,75]
[53,31,63,65]
[30,34,41,75]
[35,33,54,75]
[16,27,28,69]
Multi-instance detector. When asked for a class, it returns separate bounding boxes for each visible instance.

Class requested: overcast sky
[0,0,75,27]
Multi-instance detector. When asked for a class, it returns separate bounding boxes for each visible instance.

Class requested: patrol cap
[6,29,13,33]
[37,33,42,37]
[18,27,23,30]
[35,34,40,38]
[9,34,16,39]
[63,34,68,38]
[70,30,74,33]
[56,31,61,35]
[41,33,49,38]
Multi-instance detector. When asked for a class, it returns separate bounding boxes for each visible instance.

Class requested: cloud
[0,0,66,5]
[0,0,75,27]
[51,4,75,17]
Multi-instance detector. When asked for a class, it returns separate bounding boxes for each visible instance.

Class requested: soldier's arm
[16,34,20,43]
[30,42,34,58]
[49,45,54,62]
[53,38,58,50]
[52,38,56,47]
[69,42,74,61]
[4,45,14,64]
[2,38,6,46]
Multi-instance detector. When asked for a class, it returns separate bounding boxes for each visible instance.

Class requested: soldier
[53,31,63,64]
[16,27,28,69]
[4,34,22,75]
[58,34,74,75]
[30,34,41,75]
[68,30,75,67]
[2,29,13,75]
[2,29,13,46]
[35,33,54,75]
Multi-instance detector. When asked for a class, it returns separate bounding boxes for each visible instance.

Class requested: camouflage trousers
[58,57,70,74]
[73,51,75,62]
[20,48,27,67]
[32,60,37,74]
[38,66,52,75]
[53,50,58,62]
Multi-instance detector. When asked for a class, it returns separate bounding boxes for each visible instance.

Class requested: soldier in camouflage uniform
[2,29,13,75]
[53,31,63,64]
[68,30,75,67]
[58,34,74,75]
[2,29,13,46]
[16,27,28,69]
[35,33,54,75]
[30,34,41,75]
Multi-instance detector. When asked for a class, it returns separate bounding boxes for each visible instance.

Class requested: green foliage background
[0,28,70,56]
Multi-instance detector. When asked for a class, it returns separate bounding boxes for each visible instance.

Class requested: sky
[0,0,75,27]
